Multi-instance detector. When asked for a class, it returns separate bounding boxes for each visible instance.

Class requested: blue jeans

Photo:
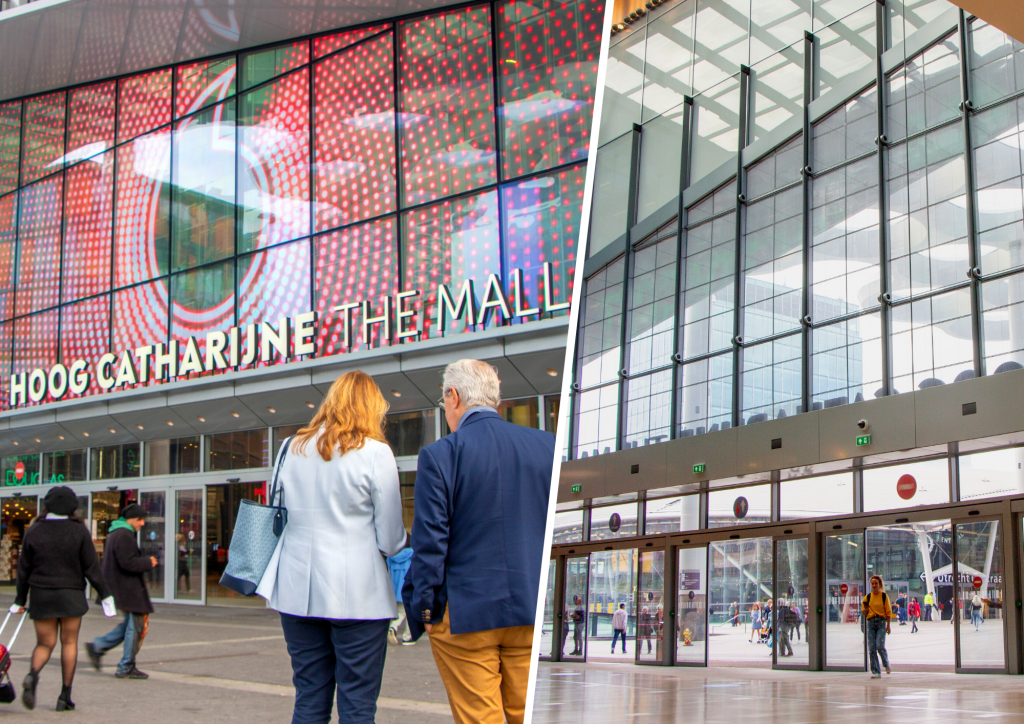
[866,617,889,675]
[611,628,627,653]
[280,614,389,724]
[972,609,983,629]
[92,612,143,674]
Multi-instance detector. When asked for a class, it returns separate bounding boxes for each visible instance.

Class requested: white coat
[256,433,407,620]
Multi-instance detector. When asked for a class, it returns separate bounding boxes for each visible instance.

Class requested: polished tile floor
[532,662,1024,723]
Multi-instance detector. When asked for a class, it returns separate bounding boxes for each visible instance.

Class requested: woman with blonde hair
[257,370,406,724]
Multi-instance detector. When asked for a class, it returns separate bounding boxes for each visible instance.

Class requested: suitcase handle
[8,613,26,651]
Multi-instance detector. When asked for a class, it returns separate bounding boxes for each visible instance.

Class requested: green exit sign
[693,464,706,474]
[856,435,872,446]
[571,484,582,493]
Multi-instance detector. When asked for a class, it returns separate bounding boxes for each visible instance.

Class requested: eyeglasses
[437,388,452,409]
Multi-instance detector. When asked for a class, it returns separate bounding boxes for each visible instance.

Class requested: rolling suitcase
[0,611,28,704]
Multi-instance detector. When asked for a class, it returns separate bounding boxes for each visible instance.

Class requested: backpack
[861,591,889,631]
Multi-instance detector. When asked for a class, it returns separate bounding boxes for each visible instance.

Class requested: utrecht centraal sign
[9,264,569,408]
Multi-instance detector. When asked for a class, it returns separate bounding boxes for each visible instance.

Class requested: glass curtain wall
[0,0,604,410]
[569,3,1024,461]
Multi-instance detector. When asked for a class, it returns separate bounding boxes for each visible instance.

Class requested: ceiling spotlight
[197,416,206,422]
[11,441,17,446]
[391,390,401,398]
[166,420,174,426]
[136,424,144,430]
[58,435,64,440]
[266,407,276,414]
[33,438,40,443]
[231,411,240,418]
[82,432,89,437]
[108,428,116,434]
[546,368,559,377]
[305,402,315,409]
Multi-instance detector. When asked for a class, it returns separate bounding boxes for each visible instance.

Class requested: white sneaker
[871,673,881,679]
[388,628,398,645]
[884,665,891,674]
[401,639,416,646]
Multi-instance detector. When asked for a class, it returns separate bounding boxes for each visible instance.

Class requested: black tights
[30,617,82,687]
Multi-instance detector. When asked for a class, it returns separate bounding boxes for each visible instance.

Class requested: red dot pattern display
[496,0,602,179]
[60,294,111,399]
[67,81,116,162]
[114,129,170,288]
[314,23,390,59]
[314,33,397,232]
[175,58,237,119]
[62,154,114,303]
[13,309,58,405]
[501,161,584,319]
[0,195,15,321]
[314,217,397,354]
[117,69,173,144]
[402,189,500,339]
[239,239,312,364]
[170,262,235,376]
[238,68,310,251]
[16,176,63,317]
[21,92,66,186]
[398,6,499,207]
[0,102,21,196]
[112,280,169,384]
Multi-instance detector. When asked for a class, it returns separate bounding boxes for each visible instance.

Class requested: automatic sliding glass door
[775,538,808,666]
[676,546,707,665]
[586,549,638,663]
[708,537,773,667]
[954,519,1005,671]
[824,532,865,669]
[561,556,588,661]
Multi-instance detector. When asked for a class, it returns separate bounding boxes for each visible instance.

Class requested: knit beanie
[43,486,78,517]
[121,503,146,521]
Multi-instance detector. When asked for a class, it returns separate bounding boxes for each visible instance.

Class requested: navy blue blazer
[402,409,555,638]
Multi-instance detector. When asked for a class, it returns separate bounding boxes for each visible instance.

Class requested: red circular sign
[896,474,917,500]
[13,462,24,482]
[973,576,983,589]
[840,583,849,595]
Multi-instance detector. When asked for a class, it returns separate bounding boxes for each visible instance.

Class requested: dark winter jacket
[102,526,155,614]
[15,519,111,606]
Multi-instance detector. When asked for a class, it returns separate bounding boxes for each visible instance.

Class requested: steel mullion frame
[958,11,985,378]
[670,96,694,441]
[487,2,510,329]
[615,124,643,452]
[875,0,892,398]
[801,31,814,414]
[731,66,752,428]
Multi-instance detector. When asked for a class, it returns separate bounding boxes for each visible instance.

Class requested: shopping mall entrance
[204,482,267,607]
[543,499,1018,674]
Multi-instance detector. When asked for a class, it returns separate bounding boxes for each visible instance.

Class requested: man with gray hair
[403,359,555,724]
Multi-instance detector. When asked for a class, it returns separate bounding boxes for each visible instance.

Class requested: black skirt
[28,587,88,620]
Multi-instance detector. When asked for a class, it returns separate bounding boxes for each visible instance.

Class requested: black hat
[43,486,78,517]
[121,503,146,521]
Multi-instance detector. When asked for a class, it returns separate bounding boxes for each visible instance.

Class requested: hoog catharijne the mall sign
[8,264,568,408]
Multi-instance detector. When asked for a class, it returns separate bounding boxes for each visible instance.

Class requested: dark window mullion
[731,66,752,428]
[671,96,694,440]
[615,124,643,451]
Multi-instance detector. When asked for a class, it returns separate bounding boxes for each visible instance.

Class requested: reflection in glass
[637,551,665,662]
[676,546,707,664]
[562,557,588,659]
[863,458,949,511]
[708,484,771,527]
[742,334,802,423]
[589,135,633,256]
[708,537,773,666]
[887,32,960,141]
[775,538,809,665]
[140,491,165,600]
[970,20,1024,108]
[890,287,974,392]
[691,75,741,184]
[750,43,803,140]
[955,520,1004,669]
[645,495,699,533]
[959,448,1024,500]
[578,258,625,390]
[145,437,201,476]
[678,352,733,436]
[816,4,876,99]
[780,473,854,519]
[971,98,1024,278]
[540,559,556,658]
[811,313,883,408]
[589,503,639,541]
[552,506,584,544]
[825,533,865,668]
[636,108,684,224]
[599,31,647,143]
[588,549,638,662]
[574,382,620,458]
[641,0,695,123]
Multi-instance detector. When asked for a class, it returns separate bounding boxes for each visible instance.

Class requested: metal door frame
[821,526,868,673]
[773,533,812,671]
[951,513,1009,674]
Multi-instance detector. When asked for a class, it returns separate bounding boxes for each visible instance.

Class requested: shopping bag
[219,438,291,596]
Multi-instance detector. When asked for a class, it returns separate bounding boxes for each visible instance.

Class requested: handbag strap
[268,437,292,508]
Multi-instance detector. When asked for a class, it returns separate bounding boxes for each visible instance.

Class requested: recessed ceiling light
[58,435,64,441]
[231,411,240,418]
[136,424,144,430]
[33,438,40,443]
[266,407,276,413]
[108,428,116,434]
[11,441,17,446]
[305,402,315,409]
[546,368,559,377]
[197,416,206,422]
[166,420,174,426]
[391,390,401,398]
[82,432,89,437]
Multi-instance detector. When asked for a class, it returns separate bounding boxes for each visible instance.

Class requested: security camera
[857,419,869,431]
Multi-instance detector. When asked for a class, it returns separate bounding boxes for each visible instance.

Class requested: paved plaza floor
[0,593,453,722]
[532,660,1024,724]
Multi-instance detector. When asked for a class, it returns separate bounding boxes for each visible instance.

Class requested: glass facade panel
[958,448,1024,501]
[207,429,269,470]
[982,272,1024,374]
[575,381,620,457]
[812,312,883,407]
[816,4,876,99]
[59,295,110,399]
[589,502,639,540]
[636,107,684,225]
[236,240,312,363]
[0,102,22,196]
[627,225,677,374]
[780,472,854,518]
[398,6,498,206]
[708,483,771,527]
[1,454,41,487]
[692,0,747,93]
[970,20,1024,108]
[645,494,699,533]
[552,505,584,544]
[62,153,114,303]
[20,92,65,185]
[114,129,171,288]
[175,58,237,119]
[624,369,673,447]
[42,450,86,484]
[678,351,733,435]
[599,31,647,143]
[890,286,974,392]
[750,42,803,141]
[578,258,625,389]
[742,333,802,423]
[0,195,15,321]
[90,443,141,480]
[496,0,602,178]
[971,97,1024,277]
[589,135,633,257]
[691,75,741,184]
[640,0,695,123]
[145,437,201,476]
[240,41,308,91]
[862,458,949,511]
[174,489,202,600]
[67,82,115,163]
[16,176,64,316]
[887,32,961,142]
[117,69,173,143]
[385,409,437,456]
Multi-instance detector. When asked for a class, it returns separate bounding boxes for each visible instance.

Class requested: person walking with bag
[387,545,414,646]
[85,504,158,680]
[256,371,407,724]
[971,592,984,631]
[909,597,921,633]
[13,486,116,711]
[862,575,893,679]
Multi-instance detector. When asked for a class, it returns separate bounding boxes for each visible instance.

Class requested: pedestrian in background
[387,545,414,646]
[86,503,158,681]
[404,360,555,724]
[256,371,407,724]
[14,486,115,711]
[862,575,893,679]
[611,603,627,654]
